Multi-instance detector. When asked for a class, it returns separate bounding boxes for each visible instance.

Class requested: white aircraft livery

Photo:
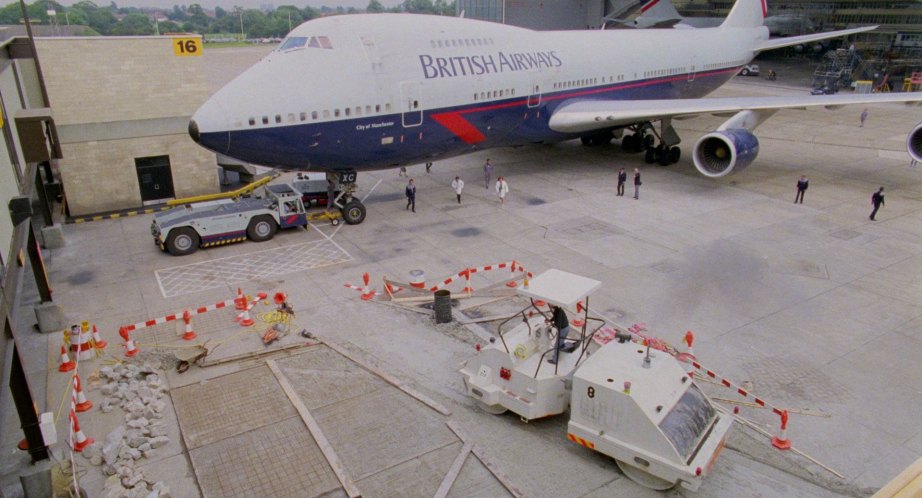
[189,0,922,184]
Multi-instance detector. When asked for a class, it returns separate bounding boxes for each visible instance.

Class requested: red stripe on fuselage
[430,67,737,141]
[431,113,487,144]
[641,0,660,13]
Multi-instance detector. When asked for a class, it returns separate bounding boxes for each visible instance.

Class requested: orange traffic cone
[70,412,93,452]
[182,310,197,340]
[58,346,76,372]
[120,327,138,357]
[91,324,107,349]
[771,410,792,450]
[74,375,93,413]
[235,288,247,310]
[239,307,255,327]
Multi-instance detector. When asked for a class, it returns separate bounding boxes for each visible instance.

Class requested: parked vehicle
[738,64,760,76]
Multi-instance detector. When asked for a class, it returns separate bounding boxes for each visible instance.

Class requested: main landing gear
[329,170,366,225]
[582,121,682,167]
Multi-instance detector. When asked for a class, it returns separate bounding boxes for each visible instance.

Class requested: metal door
[135,155,175,205]
[400,81,423,127]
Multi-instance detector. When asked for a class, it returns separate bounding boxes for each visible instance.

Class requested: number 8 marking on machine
[587,386,595,398]
[173,38,202,57]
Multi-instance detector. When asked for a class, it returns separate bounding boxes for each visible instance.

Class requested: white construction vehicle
[459,269,733,491]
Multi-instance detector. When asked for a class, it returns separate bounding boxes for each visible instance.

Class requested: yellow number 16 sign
[173,37,202,57]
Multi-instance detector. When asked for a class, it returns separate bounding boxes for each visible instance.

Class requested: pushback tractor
[459,269,733,491]
[151,173,366,255]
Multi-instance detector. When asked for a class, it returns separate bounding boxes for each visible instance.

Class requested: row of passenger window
[429,37,495,49]
[552,74,625,90]
[473,88,516,101]
[246,102,394,126]
[642,66,686,79]
[702,59,746,71]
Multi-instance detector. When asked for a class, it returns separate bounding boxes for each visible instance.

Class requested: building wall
[60,136,215,214]
[34,36,218,216]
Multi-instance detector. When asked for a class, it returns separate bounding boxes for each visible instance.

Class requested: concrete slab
[189,416,341,498]
[314,387,457,480]
[171,365,297,449]
[274,347,389,410]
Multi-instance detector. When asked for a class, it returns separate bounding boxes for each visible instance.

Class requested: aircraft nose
[190,97,230,154]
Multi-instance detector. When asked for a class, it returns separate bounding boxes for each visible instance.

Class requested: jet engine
[908,122,922,163]
[692,129,760,178]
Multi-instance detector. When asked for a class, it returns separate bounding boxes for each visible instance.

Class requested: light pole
[239,11,244,41]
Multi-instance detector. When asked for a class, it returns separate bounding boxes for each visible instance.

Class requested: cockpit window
[279,36,333,51]
[280,37,307,51]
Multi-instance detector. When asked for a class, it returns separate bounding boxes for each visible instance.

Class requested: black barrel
[434,289,452,323]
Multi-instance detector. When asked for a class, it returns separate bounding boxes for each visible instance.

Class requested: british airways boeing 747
[188,0,922,211]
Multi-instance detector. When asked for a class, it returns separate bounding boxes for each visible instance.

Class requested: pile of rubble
[81,362,172,498]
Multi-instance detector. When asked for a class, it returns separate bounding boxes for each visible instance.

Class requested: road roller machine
[459,268,733,491]
[567,333,733,491]
[459,269,603,419]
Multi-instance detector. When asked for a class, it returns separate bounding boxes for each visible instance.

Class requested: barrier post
[182,310,197,340]
[771,410,792,450]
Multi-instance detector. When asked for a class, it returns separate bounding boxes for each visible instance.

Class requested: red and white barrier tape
[122,298,236,333]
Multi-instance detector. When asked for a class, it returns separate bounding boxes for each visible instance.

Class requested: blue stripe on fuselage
[203,67,738,171]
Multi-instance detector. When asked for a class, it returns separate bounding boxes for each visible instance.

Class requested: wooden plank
[446,420,524,498]
[321,338,452,416]
[267,360,363,498]
[872,456,922,498]
[200,340,319,367]
[433,441,473,498]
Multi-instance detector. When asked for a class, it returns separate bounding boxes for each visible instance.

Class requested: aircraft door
[687,57,697,83]
[400,81,423,128]
[527,75,542,108]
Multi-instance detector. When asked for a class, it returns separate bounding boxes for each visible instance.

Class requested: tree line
[0,0,456,38]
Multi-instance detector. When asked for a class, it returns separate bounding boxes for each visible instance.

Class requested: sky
[53,0,404,11]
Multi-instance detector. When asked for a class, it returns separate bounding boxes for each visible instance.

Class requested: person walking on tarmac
[548,305,575,364]
[795,175,809,204]
[483,158,494,189]
[617,167,626,196]
[451,176,464,204]
[633,168,642,200]
[495,176,509,206]
[405,178,416,213]
[870,186,885,220]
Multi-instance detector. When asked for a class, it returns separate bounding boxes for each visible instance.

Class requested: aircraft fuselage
[190,14,765,171]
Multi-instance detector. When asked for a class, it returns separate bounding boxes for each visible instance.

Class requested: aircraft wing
[755,26,877,53]
[548,93,922,134]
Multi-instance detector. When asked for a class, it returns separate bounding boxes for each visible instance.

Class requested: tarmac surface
[3,45,922,498]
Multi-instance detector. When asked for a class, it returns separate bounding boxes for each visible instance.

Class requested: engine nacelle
[692,129,760,178]
[908,122,922,163]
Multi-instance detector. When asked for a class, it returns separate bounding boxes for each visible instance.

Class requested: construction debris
[82,362,173,497]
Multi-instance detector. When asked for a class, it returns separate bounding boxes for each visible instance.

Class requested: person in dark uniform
[405,178,416,213]
[795,175,808,204]
[548,305,574,364]
[870,186,884,220]
[617,168,626,196]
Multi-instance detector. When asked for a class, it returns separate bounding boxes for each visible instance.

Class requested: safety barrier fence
[118,289,260,357]
[345,260,534,301]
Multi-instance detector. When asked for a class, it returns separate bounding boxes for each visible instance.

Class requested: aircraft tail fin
[721,0,766,28]
[639,0,682,19]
